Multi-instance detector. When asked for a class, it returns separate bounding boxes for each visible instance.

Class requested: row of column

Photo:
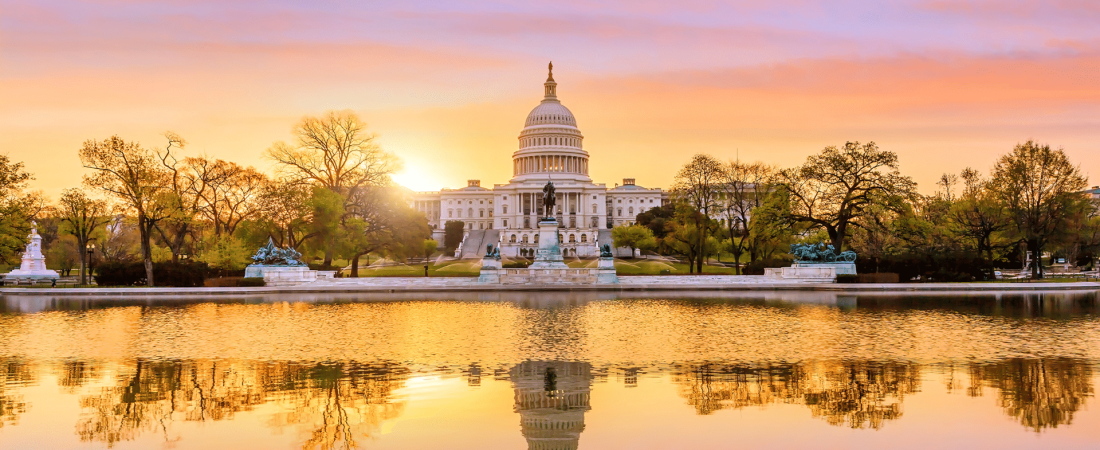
[514,155,588,176]
[507,192,596,229]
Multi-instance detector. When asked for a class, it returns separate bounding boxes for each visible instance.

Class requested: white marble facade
[410,64,662,258]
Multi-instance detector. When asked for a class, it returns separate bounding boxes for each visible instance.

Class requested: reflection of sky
[2,1,1099,194]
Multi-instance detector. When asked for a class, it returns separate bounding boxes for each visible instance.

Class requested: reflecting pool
[0,291,1098,449]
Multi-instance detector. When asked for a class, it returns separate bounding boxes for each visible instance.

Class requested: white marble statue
[3,221,60,282]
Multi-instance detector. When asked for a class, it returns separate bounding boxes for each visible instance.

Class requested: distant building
[410,64,661,258]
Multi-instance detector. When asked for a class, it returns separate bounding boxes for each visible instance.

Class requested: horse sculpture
[790,242,856,263]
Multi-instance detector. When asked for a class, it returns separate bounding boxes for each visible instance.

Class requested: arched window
[468,208,473,217]
[522,235,529,243]
[580,234,587,243]
[569,234,576,243]
[534,234,539,243]
[559,234,563,242]
[510,234,517,243]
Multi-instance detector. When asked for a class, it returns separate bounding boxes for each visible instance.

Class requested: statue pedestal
[245,265,316,286]
[478,258,503,283]
[530,218,567,269]
[3,224,58,284]
[596,257,618,284]
[794,262,856,275]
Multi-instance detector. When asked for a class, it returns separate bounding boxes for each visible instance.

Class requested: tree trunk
[78,236,88,286]
[139,215,155,287]
[350,251,366,278]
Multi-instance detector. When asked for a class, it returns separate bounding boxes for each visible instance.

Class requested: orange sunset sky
[2,0,1098,198]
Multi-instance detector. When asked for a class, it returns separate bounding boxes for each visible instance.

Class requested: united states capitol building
[411,64,664,258]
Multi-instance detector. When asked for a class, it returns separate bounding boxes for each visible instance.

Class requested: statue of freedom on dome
[542,180,556,218]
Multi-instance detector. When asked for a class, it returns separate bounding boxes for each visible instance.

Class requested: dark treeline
[622,140,1098,280]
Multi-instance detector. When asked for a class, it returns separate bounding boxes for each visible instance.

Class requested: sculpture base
[764,265,840,282]
[530,218,567,269]
[478,258,503,283]
[794,262,856,275]
[3,268,59,283]
[245,265,315,286]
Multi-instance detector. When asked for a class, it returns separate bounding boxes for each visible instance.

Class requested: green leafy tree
[611,224,657,258]
[0,154,44,264]
[80,136,174,286]
[422,239,438,259]
[777,141,916,252]
[442,220,465,253]
[342,187,430,277]
[57,188,111,285]
[989,141,1089,279]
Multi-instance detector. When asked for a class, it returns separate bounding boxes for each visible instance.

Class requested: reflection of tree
[966,358,1094,432]
[74,359,407,449]
[0,358,33,428]
[266,362,408,450]
[673,360,920,429]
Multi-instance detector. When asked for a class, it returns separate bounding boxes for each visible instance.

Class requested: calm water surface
[0,291,1098,449]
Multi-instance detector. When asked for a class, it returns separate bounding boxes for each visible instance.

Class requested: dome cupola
[511,62,590,183]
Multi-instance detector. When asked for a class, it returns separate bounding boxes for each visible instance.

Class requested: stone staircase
[458,230,501,259]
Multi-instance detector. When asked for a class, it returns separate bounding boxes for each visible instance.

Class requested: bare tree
[672,154,724,273]
[57,188,112,285]
[80,136,172,286]
[717,161,773,274]
[265,110,400,267]
[266,110,399,196]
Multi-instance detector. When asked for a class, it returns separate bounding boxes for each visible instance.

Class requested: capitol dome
[511,62,591,183]
[525,101,577,127]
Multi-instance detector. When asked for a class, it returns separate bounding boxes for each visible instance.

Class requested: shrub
[93,261,209,287]
[742,258,792,275]
[658,269,671,275]
[836,274,859,283]
[204,276,265,287]
[238,277,265,287]
[503,261,530,269]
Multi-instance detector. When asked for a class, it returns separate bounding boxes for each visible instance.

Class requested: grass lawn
[345,258,736,277]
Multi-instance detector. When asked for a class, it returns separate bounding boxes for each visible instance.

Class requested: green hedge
[94,262,209,287]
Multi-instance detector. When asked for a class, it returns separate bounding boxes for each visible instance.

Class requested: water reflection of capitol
[510,361,594,450]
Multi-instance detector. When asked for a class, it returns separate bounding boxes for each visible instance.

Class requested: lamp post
[83,242,95,286]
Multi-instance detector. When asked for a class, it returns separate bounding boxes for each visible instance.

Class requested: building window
[617,208,622,217]
[503,219,509,228]
[592,204,597,214]
[468,208,473,217]
[480,209,485,218]
[629,207,634,215]
[580,234,587,243]
[569,234,576,243]
[522,235,529,243]
[479,200,484,204]
[534,235,539,243]
[448,209,453,218]
[510,234,517,243]
[479,222,484,230]
[592,195,597,199]
[503,205,508,214]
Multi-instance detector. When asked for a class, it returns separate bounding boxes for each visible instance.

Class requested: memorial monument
[530,181,568,270]
[764,242,856,282]
[244,238,317,286]
[3,222,60,284]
